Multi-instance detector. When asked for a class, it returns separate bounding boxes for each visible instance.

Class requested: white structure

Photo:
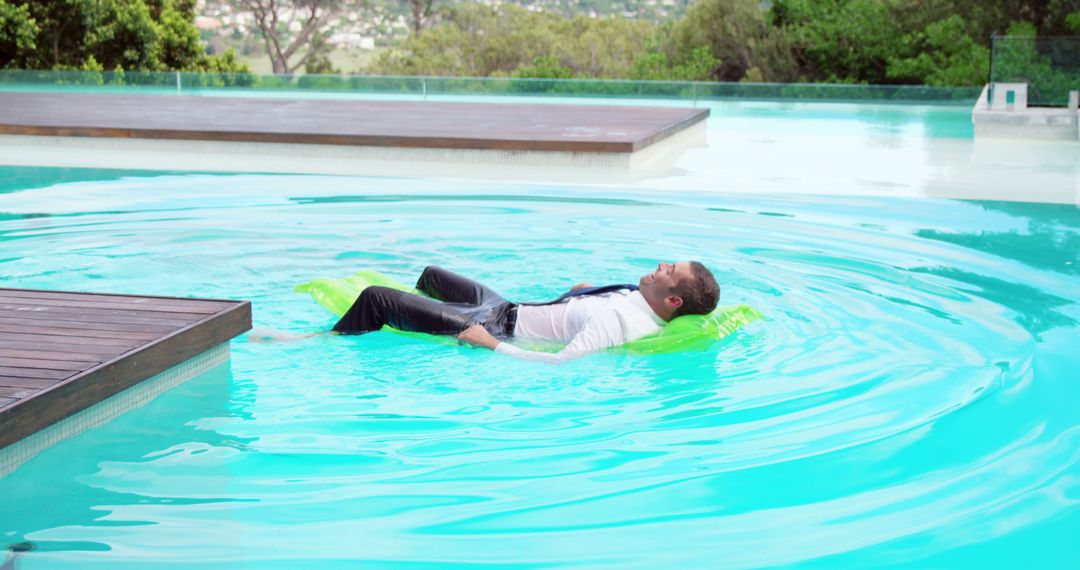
[973,82,1080,141]
[990,82,1028,110]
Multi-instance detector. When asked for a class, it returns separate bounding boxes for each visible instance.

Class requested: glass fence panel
[991,36,1080,107]
[0,70,982,105]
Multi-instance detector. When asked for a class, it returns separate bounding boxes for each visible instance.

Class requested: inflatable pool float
[296,270,763,354]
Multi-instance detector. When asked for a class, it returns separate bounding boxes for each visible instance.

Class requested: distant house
[330,32,377,50]
[195,16,222,31]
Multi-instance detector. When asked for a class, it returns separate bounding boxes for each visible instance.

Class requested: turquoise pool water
[0,167,1077,568]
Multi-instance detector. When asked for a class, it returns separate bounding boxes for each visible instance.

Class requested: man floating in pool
[332,262,719,363]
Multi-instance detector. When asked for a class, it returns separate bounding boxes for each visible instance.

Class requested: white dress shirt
[494,290,665,363]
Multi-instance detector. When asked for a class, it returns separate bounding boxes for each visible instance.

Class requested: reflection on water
[0,171,1077,569]
[911,200,1079,338]
[0,166,218,196]
[911,267,1076,338]
[917,228,1080,276]
[916,200,1080,277]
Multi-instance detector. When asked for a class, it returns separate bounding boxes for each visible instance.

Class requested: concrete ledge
[973,85,1079,141]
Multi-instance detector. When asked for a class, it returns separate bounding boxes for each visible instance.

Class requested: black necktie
[526,283,639,306]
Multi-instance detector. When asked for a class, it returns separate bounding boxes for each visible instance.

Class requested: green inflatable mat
[296,270,763,354]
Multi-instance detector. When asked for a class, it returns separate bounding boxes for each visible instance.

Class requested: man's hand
[571,282,592,291]
[457,324,501,350]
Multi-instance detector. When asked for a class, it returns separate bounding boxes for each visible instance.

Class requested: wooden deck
[0,92,708,153]
[0,289,251,449]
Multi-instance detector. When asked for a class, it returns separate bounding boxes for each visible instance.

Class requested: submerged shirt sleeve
[494,309,627,363]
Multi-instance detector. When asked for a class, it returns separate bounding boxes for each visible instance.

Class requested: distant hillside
[487,0,693,21]
[198,0,694,74]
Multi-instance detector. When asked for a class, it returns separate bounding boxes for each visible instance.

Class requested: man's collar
[627,290,667,325]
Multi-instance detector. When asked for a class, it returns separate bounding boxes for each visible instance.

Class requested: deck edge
[0,300,251,449]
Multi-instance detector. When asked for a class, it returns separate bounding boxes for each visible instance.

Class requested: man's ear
[665,295,684,308]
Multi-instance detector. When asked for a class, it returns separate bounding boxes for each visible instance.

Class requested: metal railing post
[176,71,182,95]
[987,33,995,109]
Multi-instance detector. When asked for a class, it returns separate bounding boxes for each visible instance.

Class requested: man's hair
[671,261,720,318]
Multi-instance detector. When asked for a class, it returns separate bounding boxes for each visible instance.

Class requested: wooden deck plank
[0,349,102,363]
[0,323,160,341]
[0,306,212,324]
[0,287,227,301]
[0,288,251,449]
[0,367,75,380]
[0,376,63,390]
[0,92,709,154]
[0,339,133,357]
[0,386,38,399]
[0,288,240,305]
[0,357,91,371]
[0,315,181,333]
[0,297,224,315]
[0,331,144,348]
[0,307,206,327]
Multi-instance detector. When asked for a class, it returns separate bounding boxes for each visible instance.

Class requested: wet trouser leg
[332,286,476,335]
[415,265,506,306]
[332,266,516,337]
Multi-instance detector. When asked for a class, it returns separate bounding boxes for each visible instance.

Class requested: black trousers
[332,266,517,337]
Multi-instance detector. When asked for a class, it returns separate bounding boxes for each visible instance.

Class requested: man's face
[639,261,694,297]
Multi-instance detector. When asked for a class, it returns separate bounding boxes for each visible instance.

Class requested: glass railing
[990,36,1080,107]
[0,70,982,105]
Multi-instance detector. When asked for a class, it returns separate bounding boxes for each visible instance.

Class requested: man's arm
[248,327,327,342]
[456,325,502,350]
[458,311,626,364]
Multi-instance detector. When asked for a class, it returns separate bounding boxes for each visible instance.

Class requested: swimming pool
[1,104,1078,568]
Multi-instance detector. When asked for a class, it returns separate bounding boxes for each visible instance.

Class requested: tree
[304,30,339,74]
[1066,10,1080,32]
[943,0,1080,37]
[886,15,989,86]
[0,0,249,73]
[7,0,91,69]
[769,0,902,83]
[513,55,574,79]
[400,0,436,33]
[672,0,797,82]
[0,1,36,69]
[365,0,1071,87]
[85,0,163,70]
[241,0,355,75]
[369,4,659,79]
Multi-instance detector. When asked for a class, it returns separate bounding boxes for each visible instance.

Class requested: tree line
[371,0,1080,86]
